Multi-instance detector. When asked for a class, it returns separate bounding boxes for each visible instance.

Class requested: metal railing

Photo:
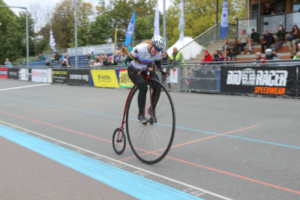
[178,23,237,54]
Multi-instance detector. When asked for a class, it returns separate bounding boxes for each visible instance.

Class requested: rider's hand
[161,70,169,77]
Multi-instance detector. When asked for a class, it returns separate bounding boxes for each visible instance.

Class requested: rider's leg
[149,72,161,112]
[137,82,147,115]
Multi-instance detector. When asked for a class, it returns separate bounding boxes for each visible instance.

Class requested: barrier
[119,69,134,88]
[19,69,29,81]
[68,69,90,86]
[8,68,19,79]
[52,69,68,84]
[90,69,120,88]
[32,69,48,83]
[221,66,297,96]
[0,67,8,78]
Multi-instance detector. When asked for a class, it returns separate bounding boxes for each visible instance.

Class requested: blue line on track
[1,96,300,150]
[0,124,203,200]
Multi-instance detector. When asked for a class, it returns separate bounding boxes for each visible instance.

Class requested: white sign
[32,69,48,83]
[170,68,178,83]
[19,69,28,81]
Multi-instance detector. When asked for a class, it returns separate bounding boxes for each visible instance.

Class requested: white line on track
[0,84,50,92]
[0,119,233,200]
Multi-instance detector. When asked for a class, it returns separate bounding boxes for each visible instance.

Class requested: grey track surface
[0,78,300,200]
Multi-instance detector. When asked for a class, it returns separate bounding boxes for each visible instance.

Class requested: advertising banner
[19,69,29,81]
[0,67,8,78]
[68,69,90,86]
[52,69,68,84]
[221,67,296,96]
[32,69,48,83]
[8,68,19,79]
[119,69,134,88]
[169,68,178,83]
[91,70,120,88]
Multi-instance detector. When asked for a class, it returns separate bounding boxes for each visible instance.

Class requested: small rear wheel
[112,128,126,155]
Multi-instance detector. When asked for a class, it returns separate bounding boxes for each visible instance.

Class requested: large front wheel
[125,79,176,164]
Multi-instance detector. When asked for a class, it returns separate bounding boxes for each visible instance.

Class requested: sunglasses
[154,46,161,52]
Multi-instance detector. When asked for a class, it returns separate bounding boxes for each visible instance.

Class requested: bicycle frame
[116,69,153,140]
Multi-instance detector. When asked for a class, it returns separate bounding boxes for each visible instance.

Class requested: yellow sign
[119,69,134,88]
[52,71,67,75]
[91,70,120,88]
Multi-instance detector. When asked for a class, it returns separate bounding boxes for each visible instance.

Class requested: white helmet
[151,35,166,50]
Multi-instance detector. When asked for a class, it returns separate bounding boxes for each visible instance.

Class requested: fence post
[178,64,182,92]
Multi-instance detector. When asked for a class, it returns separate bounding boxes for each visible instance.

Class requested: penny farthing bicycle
[112,65,176,164]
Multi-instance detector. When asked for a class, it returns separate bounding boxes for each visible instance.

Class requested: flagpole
[112,28,117,64]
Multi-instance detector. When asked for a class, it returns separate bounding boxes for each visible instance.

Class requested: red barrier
[0,67,8,78]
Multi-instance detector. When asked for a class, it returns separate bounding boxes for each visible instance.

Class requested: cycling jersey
[126,43,163,70]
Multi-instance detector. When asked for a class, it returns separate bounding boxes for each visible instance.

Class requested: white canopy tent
[167,36,203,61]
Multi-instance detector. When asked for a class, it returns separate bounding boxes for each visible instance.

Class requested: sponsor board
[91,70,119,88]
[52,69,68,84]
[0,67,8,78]
[8,68,19,79]
[221,67,296,96]
[32,69,48,83]
[119,69,134,88]
[68,69,90,86]
[169,68,178,83]
[19,69,29,81]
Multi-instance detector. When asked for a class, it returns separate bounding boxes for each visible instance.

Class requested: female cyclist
[124,35,169,123]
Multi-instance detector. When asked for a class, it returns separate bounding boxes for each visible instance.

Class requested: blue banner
[124,11,136,47]
[219,0,228,41]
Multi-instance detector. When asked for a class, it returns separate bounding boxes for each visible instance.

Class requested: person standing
[170,47,184,64]
[273,25,286,50]
[261,30,275,53]
[4,58,12,67]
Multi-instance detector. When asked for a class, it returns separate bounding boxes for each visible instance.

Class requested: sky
[4,0,172,13]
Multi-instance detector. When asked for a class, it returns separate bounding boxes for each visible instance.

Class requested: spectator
[98,53,103,63]
[108,56,118,65]
[122,45,127,54]
[38,54,41,60]
[263,3,273,15]
[218,51,230,62]
[64,53,69,65]
[261,30,275,53]
[86,53,91,61]
[293,52,300,59]
[161,52,169,64]
[90,56,102,66]
[170,47,184,64]
[213,50,220,61]
[61,59,68,67]
[273,25,286,50]
[250,29,260,44]
[115,53,124,64]
[45,59,51,67]
[202,50,213,63]
[127,45,132,52]
[102,56,110,65]
[222,39,231,50]
[231,38,239,59]
[262,49,274,62]
[91,52,95,61]
[54,53,60,61]
[40,54,45,60]
[238,29,250,55]
[226,49,233,61]
[287,25,300,50]
[4,58,12,67]
[255,52,262,61]
[291,44,298,59]
[114,47,122,55]
[272,48,281,60]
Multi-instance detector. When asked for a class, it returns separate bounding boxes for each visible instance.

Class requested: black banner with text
[221,66,297,96]
[52,69,68,84]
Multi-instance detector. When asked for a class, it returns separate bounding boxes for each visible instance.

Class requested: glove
[161,70,168,76]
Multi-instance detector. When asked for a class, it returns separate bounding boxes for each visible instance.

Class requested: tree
[89,15,113,45]
[166,0,245,47]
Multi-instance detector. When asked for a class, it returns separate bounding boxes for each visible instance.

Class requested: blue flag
[125,11,136,47]
[219,0,228,41]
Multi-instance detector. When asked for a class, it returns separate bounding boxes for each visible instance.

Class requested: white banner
[32,69,48,83]
[170,68,178,83]
[18,69,28,81]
